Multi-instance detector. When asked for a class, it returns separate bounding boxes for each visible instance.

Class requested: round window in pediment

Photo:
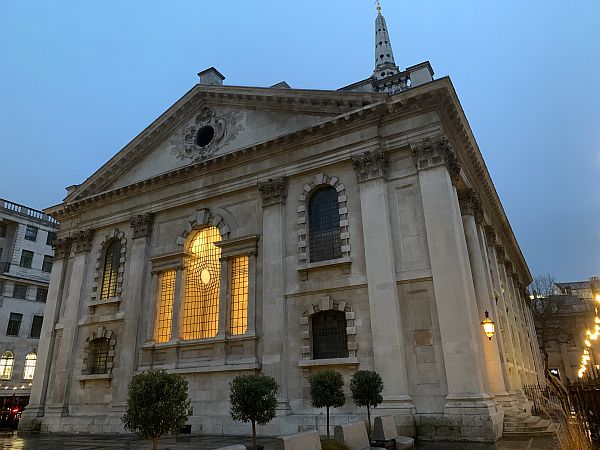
[196,125,215,148]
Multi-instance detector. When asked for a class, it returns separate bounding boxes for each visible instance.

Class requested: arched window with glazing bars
[308,187,342,263]
[100,240,121,299]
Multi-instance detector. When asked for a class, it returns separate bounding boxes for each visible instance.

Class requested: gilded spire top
[376,0,382,14]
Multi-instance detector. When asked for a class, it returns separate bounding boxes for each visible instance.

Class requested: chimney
[198,67,225,86]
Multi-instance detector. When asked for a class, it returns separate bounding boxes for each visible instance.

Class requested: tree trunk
[326,405,330,439]
[152,436,159,450]
[366,405,372,442]
[252,420,257,450]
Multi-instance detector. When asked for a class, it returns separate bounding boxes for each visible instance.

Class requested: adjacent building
[20,6,543,442]
[0,198,58,422]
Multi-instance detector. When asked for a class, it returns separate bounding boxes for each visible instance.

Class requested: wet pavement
[0,431,560,449]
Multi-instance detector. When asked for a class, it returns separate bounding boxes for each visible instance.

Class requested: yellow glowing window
[0,351,14,380]
[100,240,120,299]
[182,226,222,340]
[156,270,176,343]
[23,353,36,380]
[230,256,249,335]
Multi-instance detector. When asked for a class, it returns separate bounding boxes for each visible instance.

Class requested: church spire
[373,1,400,81]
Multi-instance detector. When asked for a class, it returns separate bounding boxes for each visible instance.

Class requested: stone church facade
[20,6,542,442]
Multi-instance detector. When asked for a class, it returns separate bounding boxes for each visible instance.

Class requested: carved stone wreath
[170,105,245,162]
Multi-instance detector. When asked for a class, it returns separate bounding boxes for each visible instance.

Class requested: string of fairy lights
[578,294,600,379]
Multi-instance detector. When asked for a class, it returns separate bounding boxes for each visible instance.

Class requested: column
[19,238,72,429]
[52,230,94,415]
[352,149,413,410]
[258,176,289,412]
[458,189,508,399]
[411,137,492,409]
[112,214,154,408]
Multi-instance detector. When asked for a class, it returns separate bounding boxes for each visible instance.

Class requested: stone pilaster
[19,238,72,430]
[258,176,290,413]
[353,150,413,411]
[112,215,155,410]
[458,189,508,400]
[411,136,501,441]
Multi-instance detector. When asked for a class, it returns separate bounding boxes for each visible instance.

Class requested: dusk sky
[1,1,598,282]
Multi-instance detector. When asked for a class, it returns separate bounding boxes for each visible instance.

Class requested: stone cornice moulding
[214,234,260,259]
[150,250,190,273]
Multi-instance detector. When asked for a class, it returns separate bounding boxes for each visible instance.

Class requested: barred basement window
[156,270,176,343]
[182,226,222,340]
[230,256,248,335]
[0,351,14,380]
[23,353,36,379]
[312,310,348,359]
[100,240,120,299]
[308,187,342,262]
[88,337,110,374]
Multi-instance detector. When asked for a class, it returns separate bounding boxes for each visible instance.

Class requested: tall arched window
[182,226,222,340]
[312,310,348,359]
[308,187,342,262]
[0,351,14,380]
[23,353,36,380]
[100,240,121,299]
[88,338,110,374]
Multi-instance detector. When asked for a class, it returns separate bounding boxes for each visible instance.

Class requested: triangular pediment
[66,85,384,202]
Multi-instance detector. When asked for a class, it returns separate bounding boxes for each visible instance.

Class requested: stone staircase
[502,405,560,438]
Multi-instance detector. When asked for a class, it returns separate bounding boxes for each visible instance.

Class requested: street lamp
[481,311,495,340]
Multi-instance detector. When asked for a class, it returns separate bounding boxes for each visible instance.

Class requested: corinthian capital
[457,188,483,221]
[410,135,461,182]
[484,225,496,248]
[258,176,288,207]
[54,237,73,259]
[130,213,154,239]
[352,150,389,182]
[73,229,95,253]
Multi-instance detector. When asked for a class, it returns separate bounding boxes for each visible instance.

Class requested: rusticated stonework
[130,213,154,239]
[53,237,72,259]
[352,150,389,182]
[72,229,95,253]
[258,176,288,206]
[410,135,461,182]
[170,105,245,162]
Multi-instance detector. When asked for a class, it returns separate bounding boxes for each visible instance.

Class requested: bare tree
[529,274,574,373]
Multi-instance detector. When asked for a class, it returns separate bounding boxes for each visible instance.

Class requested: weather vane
[375,0,382,13]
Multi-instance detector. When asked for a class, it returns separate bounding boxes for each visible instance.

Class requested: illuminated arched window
[88,338,110,374]
[309,187,342,262]
[23,353,36,380]
[182,226,222,340]
[100,240,121,299]
[0,351,14,380]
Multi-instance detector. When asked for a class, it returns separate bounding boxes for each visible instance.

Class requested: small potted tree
[308,370,345,440]
[230,373,279,450]
[122,369,193,450]
[350,370,383,441]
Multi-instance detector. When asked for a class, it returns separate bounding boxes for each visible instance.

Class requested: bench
[276,430,322,450]
[372,416,414,449]
[334,421,380,450]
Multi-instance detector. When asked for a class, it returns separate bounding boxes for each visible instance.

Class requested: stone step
[502,423,560,439]
[503,416,540,427]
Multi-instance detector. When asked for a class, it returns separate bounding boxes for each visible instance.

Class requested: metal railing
[0,199,58,226]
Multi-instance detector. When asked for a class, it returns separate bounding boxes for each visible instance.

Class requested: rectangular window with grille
[6,313,22,336]
[89,338,110,374]
[46,231,57,246]
[156,270,175,343]
[24,225,38,241]
[20,250,34,268]
[230,256,249,335]
[30,315,43,338]
[36,287,48,302]
[42,255,53,272]
[13,284,27,299]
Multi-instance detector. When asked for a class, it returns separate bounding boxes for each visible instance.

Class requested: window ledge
[79,373,111,381]
[297,257,351,279]
[298,357,359,368]
[88,297,121,308]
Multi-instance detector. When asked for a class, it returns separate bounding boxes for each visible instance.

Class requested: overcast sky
[1,1,599,282]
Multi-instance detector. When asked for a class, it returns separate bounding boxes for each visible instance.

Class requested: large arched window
[308,187,342,263]
[0,351,14,380]
[182,226,222,340]
[100,240,121,300]
[312,310,348,359]
[88,338,110,374]
[23,353,36,380]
